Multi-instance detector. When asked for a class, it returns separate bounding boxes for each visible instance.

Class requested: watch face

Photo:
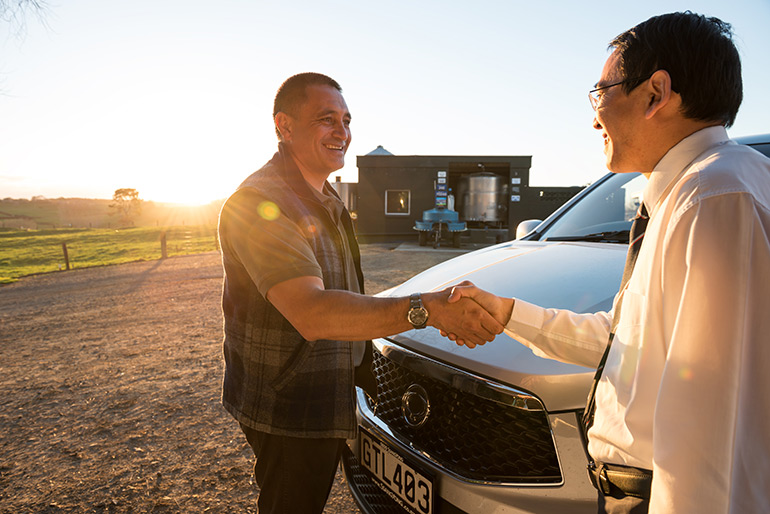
[408,308,428,327]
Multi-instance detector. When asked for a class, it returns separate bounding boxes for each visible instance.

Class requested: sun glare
[141,182,226,207]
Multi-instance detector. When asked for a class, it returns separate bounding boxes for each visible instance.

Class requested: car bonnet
[377,240,627,412]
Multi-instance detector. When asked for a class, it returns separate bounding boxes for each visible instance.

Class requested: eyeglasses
[588,75,651,110]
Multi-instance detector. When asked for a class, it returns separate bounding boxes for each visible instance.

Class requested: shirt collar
[277,142,324,201]
[312,181,345,221]
[644,125,731,213]
[277,142,344,217]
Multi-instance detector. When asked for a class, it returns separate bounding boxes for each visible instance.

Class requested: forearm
[447,282,611,364]
[505,298,611,367]
[292,288,413,341]
[268,276,502,346]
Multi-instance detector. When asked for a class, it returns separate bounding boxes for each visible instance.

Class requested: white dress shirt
[506,126,770,513]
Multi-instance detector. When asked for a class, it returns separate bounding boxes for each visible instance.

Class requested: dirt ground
[0,244,465,513]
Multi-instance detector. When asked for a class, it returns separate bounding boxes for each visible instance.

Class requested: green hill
[0,197,225,230]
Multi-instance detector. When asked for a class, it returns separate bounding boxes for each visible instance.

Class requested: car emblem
[401,384,430,427]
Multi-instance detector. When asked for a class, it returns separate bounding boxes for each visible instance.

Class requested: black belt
[588,461,652,499]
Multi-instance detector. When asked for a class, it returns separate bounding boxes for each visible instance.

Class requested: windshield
[539,172,647,243]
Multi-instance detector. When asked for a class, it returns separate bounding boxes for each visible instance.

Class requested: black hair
[611,11,742,127]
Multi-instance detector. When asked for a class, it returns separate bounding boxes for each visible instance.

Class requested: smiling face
[277,84,351,187]
[592,51,648,173]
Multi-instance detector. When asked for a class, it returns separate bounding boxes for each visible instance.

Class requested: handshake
[423,281,514,349]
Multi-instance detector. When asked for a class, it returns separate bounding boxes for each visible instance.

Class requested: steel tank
[462,172,506,222]
[330,179,357,214]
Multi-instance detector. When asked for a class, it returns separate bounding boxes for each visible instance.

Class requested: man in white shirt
[445,12,770,514]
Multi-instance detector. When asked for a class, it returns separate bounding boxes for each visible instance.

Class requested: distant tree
[110,188,142,226]
[1,0,50,37]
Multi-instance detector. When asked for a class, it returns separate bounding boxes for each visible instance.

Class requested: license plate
[359,428,434,514]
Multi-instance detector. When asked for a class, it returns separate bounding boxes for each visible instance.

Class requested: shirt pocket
[271,340,316,392]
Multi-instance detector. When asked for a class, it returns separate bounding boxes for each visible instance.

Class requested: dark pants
[240,423,344,514]
[597,490,650,514]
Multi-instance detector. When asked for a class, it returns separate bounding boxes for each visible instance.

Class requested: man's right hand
[447,281,514,325]
[437,281,514,347]
[422,289,504,349]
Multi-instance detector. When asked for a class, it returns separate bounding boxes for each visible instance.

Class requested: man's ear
[645,69,673,120]
[275,112,293,142]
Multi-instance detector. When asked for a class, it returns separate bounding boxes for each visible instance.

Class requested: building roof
[366,145,393,156]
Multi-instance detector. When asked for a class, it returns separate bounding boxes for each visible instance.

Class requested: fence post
[160,231,168,259]
[62,242,70,270]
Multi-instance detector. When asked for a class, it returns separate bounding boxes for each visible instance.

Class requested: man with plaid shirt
[218,72,503,513]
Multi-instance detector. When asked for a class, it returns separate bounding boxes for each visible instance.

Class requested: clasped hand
[427,281,513,348]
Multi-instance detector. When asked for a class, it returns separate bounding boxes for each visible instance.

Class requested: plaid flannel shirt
[218,145,364,439]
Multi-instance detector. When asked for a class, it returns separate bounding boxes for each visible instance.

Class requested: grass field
[1,197,223,230]
[0,225,218,284]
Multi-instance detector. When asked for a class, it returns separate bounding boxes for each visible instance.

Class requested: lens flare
[678,367,693,381]
[258,201,280,221]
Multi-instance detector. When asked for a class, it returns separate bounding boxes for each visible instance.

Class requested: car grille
[370,347,562,484]
[342,447,406,514]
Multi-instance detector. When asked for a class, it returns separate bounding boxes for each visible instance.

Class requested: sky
[2,0,769,205]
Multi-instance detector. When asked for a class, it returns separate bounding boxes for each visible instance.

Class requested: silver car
[343,135,770,514]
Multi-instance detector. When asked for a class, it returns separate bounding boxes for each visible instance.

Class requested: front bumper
[344,341,597,514]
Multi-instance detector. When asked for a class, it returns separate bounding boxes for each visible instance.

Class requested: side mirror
[515,219,542,240]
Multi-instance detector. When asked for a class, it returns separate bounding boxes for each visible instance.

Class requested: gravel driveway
[0,244,465,513]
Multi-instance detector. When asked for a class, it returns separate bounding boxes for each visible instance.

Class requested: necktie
[582,203,649,437]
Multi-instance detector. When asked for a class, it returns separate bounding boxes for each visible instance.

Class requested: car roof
[733,133,770,146]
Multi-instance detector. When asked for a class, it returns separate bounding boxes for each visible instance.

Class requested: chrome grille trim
[375,338,545,411]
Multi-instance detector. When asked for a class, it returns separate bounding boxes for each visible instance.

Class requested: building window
[385,190,410,215]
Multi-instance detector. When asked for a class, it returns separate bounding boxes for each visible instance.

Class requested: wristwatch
[407,292,429,329]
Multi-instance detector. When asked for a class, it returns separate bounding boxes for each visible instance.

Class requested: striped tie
[582,203,649,435]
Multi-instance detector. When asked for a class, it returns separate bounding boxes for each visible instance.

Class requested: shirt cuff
[507,298,545,332]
